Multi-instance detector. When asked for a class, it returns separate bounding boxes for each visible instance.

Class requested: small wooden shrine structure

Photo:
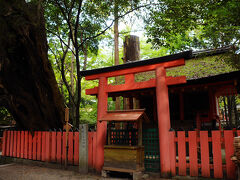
[101,109,148,173]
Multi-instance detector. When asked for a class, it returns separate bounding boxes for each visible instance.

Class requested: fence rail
[1,130,96,168]
[169,130,237,179]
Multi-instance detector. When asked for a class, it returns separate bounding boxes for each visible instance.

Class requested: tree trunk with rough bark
[123,35,140,109]
[0,0,65,130]
[114,0,121,110]
[123,35,140,63]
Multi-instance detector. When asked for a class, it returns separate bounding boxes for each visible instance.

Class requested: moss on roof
[133,53,239,82]
[166,53,238,80]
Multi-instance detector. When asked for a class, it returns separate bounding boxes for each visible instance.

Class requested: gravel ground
[0,163,115,180]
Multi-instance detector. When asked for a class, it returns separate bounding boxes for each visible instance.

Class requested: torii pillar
[95,76,108,171]
[156,66,171,177]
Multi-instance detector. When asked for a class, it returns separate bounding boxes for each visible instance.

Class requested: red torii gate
[81,51,190,176]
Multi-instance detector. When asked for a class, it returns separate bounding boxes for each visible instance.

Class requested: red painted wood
[177,131,187,176]
[32,132,37,160]
[51,132,56,162]
[13,131,17,157]
[85,58,185,80]
[86,76,186,95]
[41,132,46,161]
[74,132,79,165]
[37,131,42,161]
[28,132,33,159]
[88,132,93,168]
[212,131,223,178]
[92,132,97,169]
[166,76,186,86]
[45,131,51,162]
[24,131,28,159]
[17,131,21,158]
[2,130,7,156]
[96,76,108,172]
[62,132,66,163]
[224,130,235,179]
[10,131,14,157]
[20,131,24,158]
[124,73,134,85]
[189,131,198,177]
[169,131,176,176]
[156,67,172,175]
[56,132,62,163]
[237,130,240,136]
[200,131,210,177]
[68,132,73,164]
[6,131,10,156]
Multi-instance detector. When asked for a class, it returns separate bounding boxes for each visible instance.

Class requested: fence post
[6,131,10,156]
[32,132,37,160]
[68,132,73,165]
[24,131,28,159]
[74,131,79,165]
[224,130,235,179]
[169,131,176,176]
[200,131,210,178]
[189,131,198,177]
[13,131,17,157]
[17,131,20,158]
[56,131,62,163]
[28,132,33,159]
[45,131,51,162]
[212,130,223,178]
[10,131,13,157]
[178,131,187,176]
[51,131,57,162]
[2,130,7,156]
[79,124,88,173]
[20,131,24,158]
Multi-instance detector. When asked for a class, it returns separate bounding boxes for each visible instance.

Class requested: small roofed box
[99,109,149,172]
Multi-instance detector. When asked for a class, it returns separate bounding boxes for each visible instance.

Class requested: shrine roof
[80,50,192,76]
[169,70,240,88]
[98,109,149,122]
[80,46,233,77]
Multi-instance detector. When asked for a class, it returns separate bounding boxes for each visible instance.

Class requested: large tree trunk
[123,35,140,109]
[114,0,121,110]
[123,35,140,63]
[0,0,65,130]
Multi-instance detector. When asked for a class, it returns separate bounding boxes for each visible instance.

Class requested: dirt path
[0,163,112,180]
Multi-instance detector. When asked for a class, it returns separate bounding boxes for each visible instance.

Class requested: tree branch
[77,3,158,49]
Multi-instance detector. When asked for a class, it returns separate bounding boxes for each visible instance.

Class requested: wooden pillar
[96,76,108,172]
[155,66,171,177]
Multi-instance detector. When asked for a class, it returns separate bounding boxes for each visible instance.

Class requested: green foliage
[144,0,240,52]
[140,38,168,59]
[0,107,13,126]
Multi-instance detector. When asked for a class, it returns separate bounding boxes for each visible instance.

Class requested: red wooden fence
[169,130,237,179]
[1,130,237,179]
[1,130,96,168]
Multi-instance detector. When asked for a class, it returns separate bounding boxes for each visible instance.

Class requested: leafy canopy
[144,0,240,52]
